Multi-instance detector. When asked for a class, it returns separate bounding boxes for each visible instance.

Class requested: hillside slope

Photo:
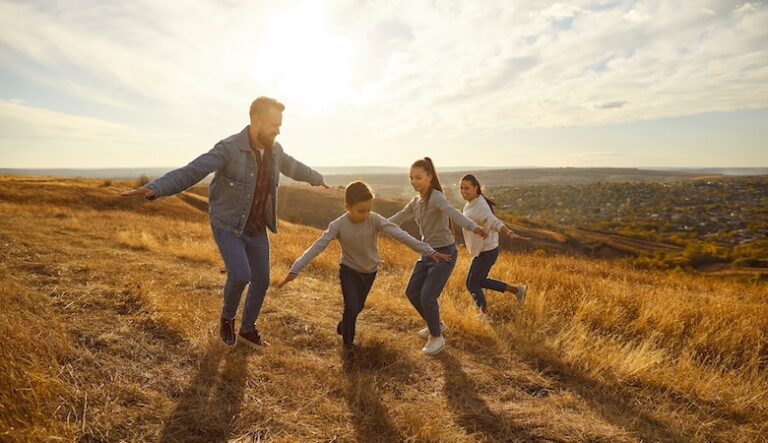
[2,177,766,442]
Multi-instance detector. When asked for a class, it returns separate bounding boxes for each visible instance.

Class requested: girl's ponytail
[423,157,443,194]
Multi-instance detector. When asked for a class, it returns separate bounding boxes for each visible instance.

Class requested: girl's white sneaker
[417,322,448,339]
[421,335,446,355]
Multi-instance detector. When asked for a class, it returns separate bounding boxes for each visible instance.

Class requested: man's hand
[429,251,452,263]
[474,226,489,239]
[121,187,156,199]
[276,272,297,288]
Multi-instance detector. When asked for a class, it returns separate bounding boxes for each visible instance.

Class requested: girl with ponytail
[389,157,488,355]
[459,174,530,322]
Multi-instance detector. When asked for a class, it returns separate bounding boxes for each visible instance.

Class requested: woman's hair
[411,157,443,200]
[345,180,374,206]
[461,174,497,213]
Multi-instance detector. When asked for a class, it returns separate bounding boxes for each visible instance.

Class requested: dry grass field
[1,176,766,442]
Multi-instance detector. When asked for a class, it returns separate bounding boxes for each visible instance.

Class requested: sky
[0,0,766,169]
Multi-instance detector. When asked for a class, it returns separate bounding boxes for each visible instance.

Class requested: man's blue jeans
[465,246,508,310]
[211,224,270,332]
[405,244,458,337]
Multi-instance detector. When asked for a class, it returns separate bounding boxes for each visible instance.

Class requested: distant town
[489,176,768,270]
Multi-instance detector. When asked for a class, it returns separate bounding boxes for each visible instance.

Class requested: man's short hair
[249,96,285,120]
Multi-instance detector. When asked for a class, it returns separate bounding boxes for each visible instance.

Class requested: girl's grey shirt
[389,189,478,248]
[290,211,436,275]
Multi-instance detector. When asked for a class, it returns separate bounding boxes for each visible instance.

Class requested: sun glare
[252,4,354,110]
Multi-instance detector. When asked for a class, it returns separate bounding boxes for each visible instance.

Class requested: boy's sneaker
[219,317,236,347]
[417,322,448,339]
[238,329,269,349]
[515,284,528,305]
[421,335,446,355]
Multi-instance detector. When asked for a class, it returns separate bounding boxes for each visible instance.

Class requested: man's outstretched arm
[278,149,329,188]
[121,143,229,199]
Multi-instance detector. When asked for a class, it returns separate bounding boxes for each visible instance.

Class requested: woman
[460,174,529,322]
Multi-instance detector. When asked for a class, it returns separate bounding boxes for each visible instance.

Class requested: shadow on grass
[159,342,248,443]
[439,352,536,442]
[492,327,691,443]
[342,343,406,442]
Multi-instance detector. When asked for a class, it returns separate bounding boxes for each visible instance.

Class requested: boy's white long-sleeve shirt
[290,211,436,275]
[462,195,506,257]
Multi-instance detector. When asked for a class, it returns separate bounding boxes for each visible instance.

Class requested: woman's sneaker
[417,322,448,339]
[515,284,528,305]
[421,335,446,355]
[220,317,236,347]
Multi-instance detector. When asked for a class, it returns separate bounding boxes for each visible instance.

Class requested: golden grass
[1,176,767,442]
[0,267,77,441]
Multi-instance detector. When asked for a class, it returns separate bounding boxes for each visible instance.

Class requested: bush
[682,241,729,267]
[135,174,150,187]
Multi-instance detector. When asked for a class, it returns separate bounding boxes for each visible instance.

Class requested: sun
[252,4,354,110]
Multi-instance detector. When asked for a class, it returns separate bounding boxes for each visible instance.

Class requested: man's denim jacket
[145,126,324,235]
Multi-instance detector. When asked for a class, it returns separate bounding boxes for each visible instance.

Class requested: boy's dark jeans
[339,264,377,347]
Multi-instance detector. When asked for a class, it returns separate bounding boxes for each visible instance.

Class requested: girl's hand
[474,227,488,239]
[429,251,452,263]
[507,232,530,241]
[276,273,298,288]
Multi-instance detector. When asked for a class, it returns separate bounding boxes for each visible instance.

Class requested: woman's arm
[477,198,530,240]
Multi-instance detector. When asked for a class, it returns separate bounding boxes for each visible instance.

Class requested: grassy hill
[2,176,767,442]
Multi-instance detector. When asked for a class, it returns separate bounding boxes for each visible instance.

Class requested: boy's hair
[345,181,374,206]
[249,96,285,120]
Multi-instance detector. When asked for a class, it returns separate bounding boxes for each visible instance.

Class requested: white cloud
[0,0,766,168]
[0,100,135,144]
[734,2,759,15]
[595,100,628,109]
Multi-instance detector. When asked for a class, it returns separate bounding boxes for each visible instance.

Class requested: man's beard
[258,133,276,148]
